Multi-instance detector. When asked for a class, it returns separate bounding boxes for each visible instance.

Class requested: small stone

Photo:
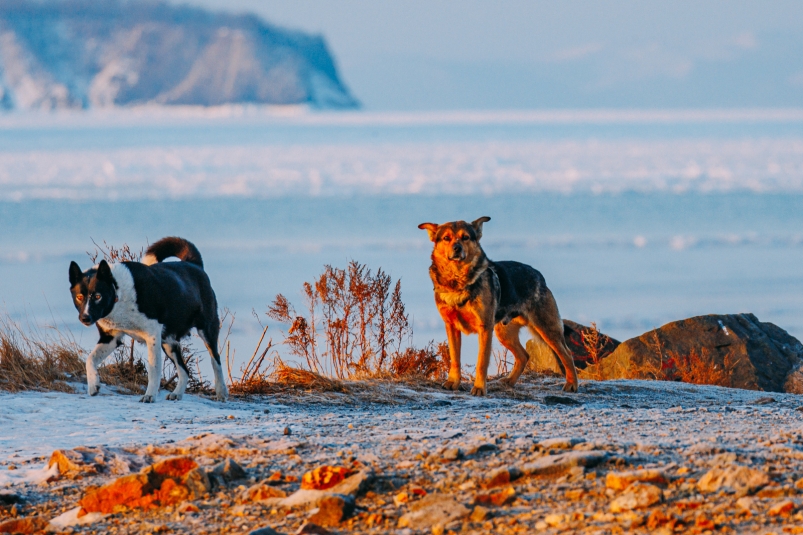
[768,500,795,517]
[397,494,470,530]
[178,503,200,514]
[470,505,489,522]
[211,458,247,484]
[609,482,663,512]
[284,427,292,436]
[697,465,770,494]
[753,397,776,405]
[735,497,755,513]
[0,517,47,534]
[308,495,355,526]
[47,449,96,478]
[606,469,668,491]
[0,493,24,506]
[521,451,607,477]
[394,492,409,506]
[483,466,522,488]
[328,469,374,497]
[431,524,445,535]
[295,522,330,535]
[249,527,281,535]
[537,437,585,450]
[243,483,288,502]
[544,513,567,527]
[440,447,462,462]
[474,487,516,507]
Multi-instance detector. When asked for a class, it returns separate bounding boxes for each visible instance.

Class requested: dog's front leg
[443,321,462,391]
[471,328,493,396]
[86,330,121,396]
[140,330,163,403]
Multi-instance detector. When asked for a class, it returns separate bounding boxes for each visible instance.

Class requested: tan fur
[419,217,579,396]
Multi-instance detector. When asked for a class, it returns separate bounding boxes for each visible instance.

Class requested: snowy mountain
[0,0,358,110]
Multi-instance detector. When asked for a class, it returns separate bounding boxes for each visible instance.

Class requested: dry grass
[664,348,734,387]
[0,315,85,393]
[581,322,604,380]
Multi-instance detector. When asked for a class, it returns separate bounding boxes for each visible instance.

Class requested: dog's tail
[142,237,204,269]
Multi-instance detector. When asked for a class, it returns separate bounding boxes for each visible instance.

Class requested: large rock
[527,320,620,373]
[579,313,803,393]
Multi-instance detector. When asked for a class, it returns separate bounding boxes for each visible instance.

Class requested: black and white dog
[68,237,228,403]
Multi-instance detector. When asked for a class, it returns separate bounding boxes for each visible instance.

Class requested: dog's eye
[461,235,470,241]
[76,295,84,302]
[443,235,451,242]
[94,293,102,301]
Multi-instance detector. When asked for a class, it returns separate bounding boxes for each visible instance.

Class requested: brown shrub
[267,261,446,383]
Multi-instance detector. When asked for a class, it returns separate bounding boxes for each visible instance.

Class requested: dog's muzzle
[449,244,466,261]
[79,313,94,326]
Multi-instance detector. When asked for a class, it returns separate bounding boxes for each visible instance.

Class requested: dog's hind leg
[140,329,163,403]
[529,289,579,393]
[442,321,463,391]
[198,323,228,402]
[494,319,530,387]
[162,340,189,401]
[86,327,122,396]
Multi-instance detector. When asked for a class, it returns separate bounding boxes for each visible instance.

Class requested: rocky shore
[2,375,803,534]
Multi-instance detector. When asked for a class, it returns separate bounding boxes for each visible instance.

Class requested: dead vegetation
[0,315,85,393]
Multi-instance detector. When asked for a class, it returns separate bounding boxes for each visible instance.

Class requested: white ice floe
[2,137,803,200]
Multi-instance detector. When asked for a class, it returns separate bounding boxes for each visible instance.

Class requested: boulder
[527,320,620,373]
[580,313,803,392]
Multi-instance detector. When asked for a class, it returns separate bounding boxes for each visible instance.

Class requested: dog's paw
[499,376,516,388]
[442,379,461,391]
[166,392,182,401]
[215,392,228,402]
[139,395,155,403]
[88,384,100,396]
[470,385,487,397]
[562,381,579,393]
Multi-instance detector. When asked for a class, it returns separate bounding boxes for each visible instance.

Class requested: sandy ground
[2,376,803,533]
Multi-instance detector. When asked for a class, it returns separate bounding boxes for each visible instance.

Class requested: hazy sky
[173,1,803,109]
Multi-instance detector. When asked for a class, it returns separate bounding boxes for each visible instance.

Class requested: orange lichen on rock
[301,466,353,490]
[78,456,202,516]
[145,456,198,479]
[78,473,155,515]
[48,449,96,477]
[0,516,48,534]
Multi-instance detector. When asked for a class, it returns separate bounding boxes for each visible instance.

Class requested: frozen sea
[2,108,803,375]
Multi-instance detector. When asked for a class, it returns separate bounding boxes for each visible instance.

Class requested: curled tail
[142,237,204,269]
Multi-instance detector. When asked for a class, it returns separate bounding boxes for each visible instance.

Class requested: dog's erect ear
[69,261,83,286]
[96,260,114,283]
[471,216,491,240]
[418,222,439,242]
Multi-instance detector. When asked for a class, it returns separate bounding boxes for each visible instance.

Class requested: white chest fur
[97,263,161,341]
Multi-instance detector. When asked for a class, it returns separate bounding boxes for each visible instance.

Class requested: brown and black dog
[419,217,578,396]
